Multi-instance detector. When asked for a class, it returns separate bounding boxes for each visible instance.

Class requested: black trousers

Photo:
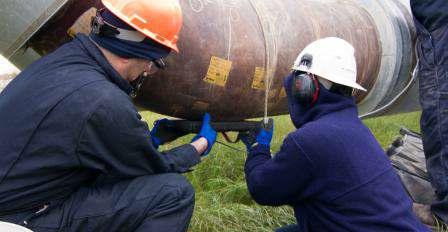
[415,24,448,223]
[0,174,195,232]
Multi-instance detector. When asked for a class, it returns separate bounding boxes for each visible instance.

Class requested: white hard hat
[292,37,366,91]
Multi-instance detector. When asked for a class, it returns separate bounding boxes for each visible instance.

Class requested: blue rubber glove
[150,118,188,149]
[256,119,274,146]
[238,119,274,150]
[191,113,217,156]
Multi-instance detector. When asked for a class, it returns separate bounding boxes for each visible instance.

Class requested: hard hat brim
[348,83,367,92]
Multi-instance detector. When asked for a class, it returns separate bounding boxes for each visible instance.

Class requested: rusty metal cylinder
[137,0,384,121]
[136,0,415,121]
[1,0,416,121]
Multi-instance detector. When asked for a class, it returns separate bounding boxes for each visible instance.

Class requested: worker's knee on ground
[131,174,195,214]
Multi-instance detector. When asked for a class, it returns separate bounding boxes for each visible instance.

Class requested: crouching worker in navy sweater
[239,37,429,232]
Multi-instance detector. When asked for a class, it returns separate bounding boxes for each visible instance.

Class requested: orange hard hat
[101,0,183,52]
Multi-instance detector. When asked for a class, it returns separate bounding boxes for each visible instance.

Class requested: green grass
[363,111,421,148]
[140,111,440,232]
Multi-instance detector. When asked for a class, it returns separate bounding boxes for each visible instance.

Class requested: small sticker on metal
[252,67,266,90]
[170,105,183,117]
[68,8,97,37]
[280,87,287,98]
[203,56,232,87]
[269,89,278,99]
[192,101,210,112]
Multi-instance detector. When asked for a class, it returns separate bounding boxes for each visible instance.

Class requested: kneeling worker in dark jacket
[240,37,429,232]
[0,0,216,231]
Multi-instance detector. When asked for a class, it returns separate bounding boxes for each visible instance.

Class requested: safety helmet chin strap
[91,9,147,43]
[317,77,333,90]
[317,77,353,97]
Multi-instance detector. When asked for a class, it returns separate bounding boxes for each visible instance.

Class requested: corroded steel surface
[26,0,384,121]
[136,0,381,121]
[28,0,103,55]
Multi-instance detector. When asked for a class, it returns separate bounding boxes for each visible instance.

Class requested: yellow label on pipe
[280,87,287,98]
[252,67,266,90]
[203,56,232,87]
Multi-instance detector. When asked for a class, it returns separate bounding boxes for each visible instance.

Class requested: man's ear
[121,58,130,64]
[119,58,132,73]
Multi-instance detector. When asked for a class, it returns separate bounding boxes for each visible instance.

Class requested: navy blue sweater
[0,35,200,214]
[244,74,429,231]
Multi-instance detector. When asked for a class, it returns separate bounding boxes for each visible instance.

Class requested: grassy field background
[141,111,427,231]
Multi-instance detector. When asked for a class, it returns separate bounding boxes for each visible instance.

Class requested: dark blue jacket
[411,1,448,32]
[0,35,200,215]
[410,0,448,222]
[411,0,448,99]
[244,74,429,231]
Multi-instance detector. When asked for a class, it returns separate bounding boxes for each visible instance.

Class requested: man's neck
[90,39,130,82]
